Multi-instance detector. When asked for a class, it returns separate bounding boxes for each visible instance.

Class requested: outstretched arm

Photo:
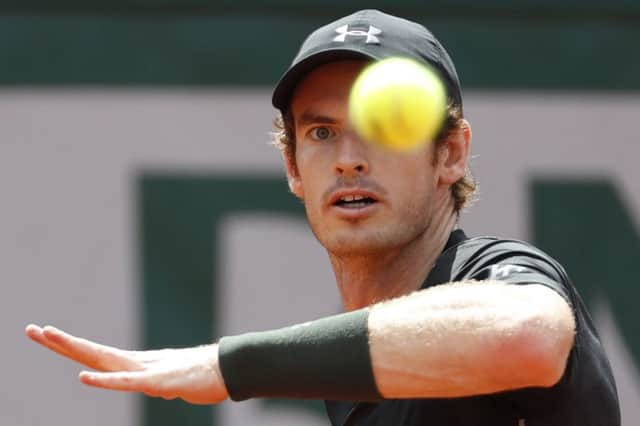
[26,280,574,403]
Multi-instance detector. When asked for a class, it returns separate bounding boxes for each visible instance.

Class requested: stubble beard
[305,195,433,259]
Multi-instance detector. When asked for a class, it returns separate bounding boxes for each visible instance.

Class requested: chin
[306,208,430,257]
[319,228,411,257]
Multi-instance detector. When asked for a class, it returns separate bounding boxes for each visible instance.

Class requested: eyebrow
[296,110,341,127]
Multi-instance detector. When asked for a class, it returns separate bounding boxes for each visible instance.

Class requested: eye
[309,126,335,141]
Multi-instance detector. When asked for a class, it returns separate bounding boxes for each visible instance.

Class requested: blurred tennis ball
[349,57,447,151]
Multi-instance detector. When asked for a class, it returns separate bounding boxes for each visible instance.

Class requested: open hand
[25,324,228,404]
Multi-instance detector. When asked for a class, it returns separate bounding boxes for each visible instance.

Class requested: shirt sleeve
[457,239,574,307]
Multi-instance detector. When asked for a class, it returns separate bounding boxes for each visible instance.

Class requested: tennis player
[27,10,620,425]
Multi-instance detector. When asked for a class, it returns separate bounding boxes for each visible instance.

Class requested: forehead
[289,60,368,116]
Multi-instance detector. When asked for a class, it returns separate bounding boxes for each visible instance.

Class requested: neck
[329,199,458,311]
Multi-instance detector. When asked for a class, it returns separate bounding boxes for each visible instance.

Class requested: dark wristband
[218,308,382,401]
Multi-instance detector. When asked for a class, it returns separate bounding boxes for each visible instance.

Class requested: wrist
[218,309,381,401]
[208,344,230,401]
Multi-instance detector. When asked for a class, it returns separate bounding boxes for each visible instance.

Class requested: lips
[328,189,380,210]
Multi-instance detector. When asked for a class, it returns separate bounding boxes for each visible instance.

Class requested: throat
[328,213,458,311]
[329,249,433,311]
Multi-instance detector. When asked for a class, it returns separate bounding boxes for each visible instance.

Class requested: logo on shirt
[490,264,527,280]
[333,25,382,44]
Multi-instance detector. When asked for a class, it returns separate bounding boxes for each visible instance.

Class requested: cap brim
[272,48,382,112]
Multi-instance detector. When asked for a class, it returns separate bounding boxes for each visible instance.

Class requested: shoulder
[456,234,559,261]
[443,233,577,305]
[452,235,568,279]
[426,231,570,292]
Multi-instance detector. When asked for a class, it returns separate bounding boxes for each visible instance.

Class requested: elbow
[519,332,572,388]
[511,309,575,388]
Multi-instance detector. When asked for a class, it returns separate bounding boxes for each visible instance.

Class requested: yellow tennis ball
[349,57,447,151]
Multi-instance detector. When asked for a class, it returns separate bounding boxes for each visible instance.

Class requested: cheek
[382,158,438,209]
[379,151,436,186]
[295,147,328,202]
[296,139,336,176]
[295,149,313,186]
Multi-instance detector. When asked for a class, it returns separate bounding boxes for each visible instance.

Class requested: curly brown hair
[272,105,476,213]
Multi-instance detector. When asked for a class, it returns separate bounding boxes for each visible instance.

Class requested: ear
[437,119,471,186]
[282,151,304,199]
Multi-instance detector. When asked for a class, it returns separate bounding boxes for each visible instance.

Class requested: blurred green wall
[1,1,639,90]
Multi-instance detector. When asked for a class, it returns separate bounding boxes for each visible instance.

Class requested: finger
[26,324,74,360]
[79,370,163,396]
[40,326,142,372]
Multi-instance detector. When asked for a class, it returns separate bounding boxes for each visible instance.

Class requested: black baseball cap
[272,9,463,113]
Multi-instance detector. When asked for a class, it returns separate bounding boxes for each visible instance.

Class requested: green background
[1,1,639,90]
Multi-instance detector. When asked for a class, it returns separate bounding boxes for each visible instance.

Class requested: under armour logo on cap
[333,24,382,44]
[272,10,464,112]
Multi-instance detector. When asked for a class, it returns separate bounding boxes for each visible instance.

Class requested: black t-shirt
[325,230,620,426]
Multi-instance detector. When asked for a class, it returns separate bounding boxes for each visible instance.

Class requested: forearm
[368,281,575,398]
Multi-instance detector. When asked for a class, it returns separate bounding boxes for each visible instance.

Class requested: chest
[328,398,529,426]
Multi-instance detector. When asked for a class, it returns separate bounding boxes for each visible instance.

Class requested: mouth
[328,190,381,215]
[333,194,378,209]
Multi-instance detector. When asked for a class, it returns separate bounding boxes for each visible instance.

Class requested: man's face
[286,60,445,256]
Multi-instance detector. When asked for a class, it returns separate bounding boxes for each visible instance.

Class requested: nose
[334,132,370,177]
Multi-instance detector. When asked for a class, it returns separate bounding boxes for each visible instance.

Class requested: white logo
[491,264,527,280]
[333,24,382,44]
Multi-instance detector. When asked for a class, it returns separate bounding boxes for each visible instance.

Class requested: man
[27,9,620,425]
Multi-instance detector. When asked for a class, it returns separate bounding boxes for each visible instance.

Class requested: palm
[25,324,227,404]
